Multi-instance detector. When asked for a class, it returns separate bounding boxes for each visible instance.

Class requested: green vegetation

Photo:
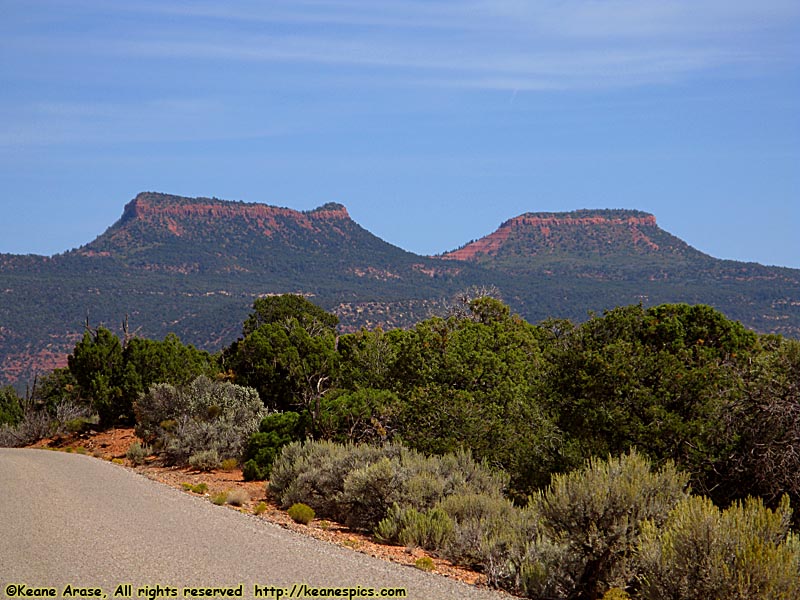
[0,392,94,448]
[414,557,435,572]
[211,491,228,506]
[376,505,454,551]
[637,495,800,600]
[133,375,265,467]
[68,328,219,426]
[0,386,23,426]
[125,441,151,466]
[223,296,339,420]
[528,451,688,598]
[269,440,506,531]
[3,193,799,395]
[220,458,238,471]
[272,440,799,599]
[241,411,305,481]
[187,449,221,472]
[2,288,799,598]
[287,502,315,525]
[181,482,208,495]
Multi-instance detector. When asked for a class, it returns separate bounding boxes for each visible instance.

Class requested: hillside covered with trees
[2,294,799,599]
[1,192,799,389]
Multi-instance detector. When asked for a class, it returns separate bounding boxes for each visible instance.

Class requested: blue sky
[1,0,798,267]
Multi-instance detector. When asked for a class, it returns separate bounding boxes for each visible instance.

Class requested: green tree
[28,368,83,412]
[228,319,338,421]
[724,337,800,521]
[67,327,125,425]
[226,296,340,430]
[388,299,558,497]
[0,386,23,426]
[337,327,403,391]
[543,303,752,496]
[642,303,757,359]
[242,411,306,480]
[120,334,218,407]
[317,388,401,444]
[243,294,338,336]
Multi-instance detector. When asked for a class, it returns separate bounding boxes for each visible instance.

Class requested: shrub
[374,476,529,588]
[727,339,800,526]
[226,488,249,507]
[253,501,267,515]
[188,449,221,471]
[340,457,404,530]
[316,388,400,444]
[0,398,94,448]
[269,440,507,531]
[375,504,416,544]
[414,557,435,572]
[134,376,266,467]
[159,419,178,432]
[435,493,521,567]
[126,441,151,466]
[288,502,315,525]
[211,491,228,506]
[398,447,510,509]
[602,589,631,600]
[220,458,238,471]
[65,415,98,434]
[241,411,304,480]
[448,502,544,591]
[376,504,454,550]
[242,459,265,482]
[182,482,208,494]
[531,450,689,599]
[637,494,800,600]
[269,440,394,520]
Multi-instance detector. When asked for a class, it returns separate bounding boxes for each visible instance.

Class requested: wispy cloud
[1,0,797,147]
[99,30,761,91]
[64,0,800,39]
[6,0,798,92]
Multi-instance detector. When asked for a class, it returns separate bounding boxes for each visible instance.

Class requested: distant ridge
[1,193,798,387]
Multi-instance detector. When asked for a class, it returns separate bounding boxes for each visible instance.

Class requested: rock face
[117,193,350,234]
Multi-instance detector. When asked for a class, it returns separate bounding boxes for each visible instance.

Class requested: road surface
[0,448,509,600]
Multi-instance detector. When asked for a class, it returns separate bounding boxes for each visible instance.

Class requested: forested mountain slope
[442,208,800,338]
[1,193,798,386]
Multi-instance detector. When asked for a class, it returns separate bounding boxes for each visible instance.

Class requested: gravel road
[0,449,510,600]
